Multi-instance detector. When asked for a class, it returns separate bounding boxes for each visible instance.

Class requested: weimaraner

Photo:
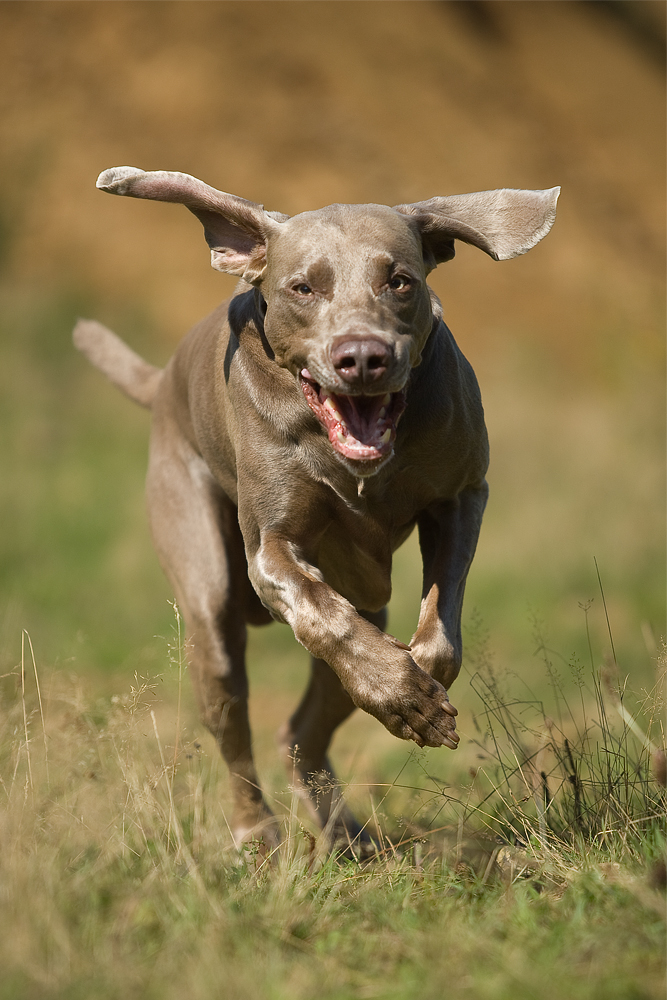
[74,167,559,850]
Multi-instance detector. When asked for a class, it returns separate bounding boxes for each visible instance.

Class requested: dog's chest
[313,492,414,612]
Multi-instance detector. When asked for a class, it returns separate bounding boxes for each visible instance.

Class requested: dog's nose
[331,337,394,387]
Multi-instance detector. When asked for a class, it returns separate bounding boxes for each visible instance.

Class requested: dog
[74,166,558,850]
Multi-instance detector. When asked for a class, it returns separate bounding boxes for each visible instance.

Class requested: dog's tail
[73,319,163,409]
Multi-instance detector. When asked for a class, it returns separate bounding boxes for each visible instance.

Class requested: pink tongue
[335,396,383,444]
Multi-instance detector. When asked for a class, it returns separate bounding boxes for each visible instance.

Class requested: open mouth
[299,370,406,462]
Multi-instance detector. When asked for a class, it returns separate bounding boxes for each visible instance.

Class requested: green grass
[0,625,664,1000]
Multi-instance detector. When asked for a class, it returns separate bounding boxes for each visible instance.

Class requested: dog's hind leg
[146,414,278,850]
[278,609,387,850]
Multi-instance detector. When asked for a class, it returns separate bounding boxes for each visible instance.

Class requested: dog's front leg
[410,484,489,688]
[247,534,459,750]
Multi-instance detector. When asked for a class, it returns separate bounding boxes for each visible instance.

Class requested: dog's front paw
[353,649,459,750]
[409,634,462,691]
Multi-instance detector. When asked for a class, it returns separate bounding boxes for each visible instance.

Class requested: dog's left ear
[96,166,288,284]
[394,187,560,269]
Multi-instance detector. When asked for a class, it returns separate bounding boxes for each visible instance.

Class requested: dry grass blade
[19,630,33,794]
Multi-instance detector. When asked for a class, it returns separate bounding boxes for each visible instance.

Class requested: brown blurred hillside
[0,0,664,369]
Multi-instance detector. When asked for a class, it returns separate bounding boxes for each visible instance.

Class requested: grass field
[1,615,664,999]
[0,285,665,998]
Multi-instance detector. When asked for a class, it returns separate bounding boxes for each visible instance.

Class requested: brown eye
[389,274,411,291]
[293,283,313,296]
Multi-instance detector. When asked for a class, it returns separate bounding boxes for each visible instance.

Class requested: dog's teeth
[336,430,346,443]
[379,407,387,419]
[380,428,391,444]
[382,393,391,406]
[323,397,337,413]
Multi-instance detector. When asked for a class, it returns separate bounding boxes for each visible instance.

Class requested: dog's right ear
[394,187,560,269]
[96,167,287,285]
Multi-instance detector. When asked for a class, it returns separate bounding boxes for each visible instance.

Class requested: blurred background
[0,1,664,788]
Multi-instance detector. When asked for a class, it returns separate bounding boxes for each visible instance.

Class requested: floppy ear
[394,187,560,269]
[96,166,287,284]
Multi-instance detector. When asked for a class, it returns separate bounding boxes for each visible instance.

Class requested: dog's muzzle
[299,370,406,462]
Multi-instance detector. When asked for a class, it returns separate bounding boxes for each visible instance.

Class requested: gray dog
[74,167,558,849]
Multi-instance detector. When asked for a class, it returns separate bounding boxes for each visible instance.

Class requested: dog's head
[97,167,559,475]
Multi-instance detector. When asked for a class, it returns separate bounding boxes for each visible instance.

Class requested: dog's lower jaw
[339,448,394,479]
[331,433,397,479]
